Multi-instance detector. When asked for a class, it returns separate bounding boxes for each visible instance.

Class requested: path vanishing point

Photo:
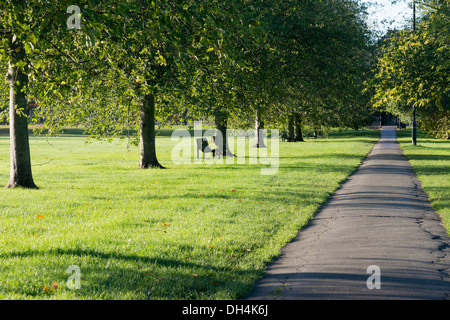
[245,126,450,300]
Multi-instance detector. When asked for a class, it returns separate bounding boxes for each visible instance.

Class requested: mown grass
[0,127,379,299]
[397,129,450,233]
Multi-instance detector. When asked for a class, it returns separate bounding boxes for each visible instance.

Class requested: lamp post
[412,0,417,145]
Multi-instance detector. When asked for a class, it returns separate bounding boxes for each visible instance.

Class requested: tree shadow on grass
[412,165,450,176]
[0,247,257,300]
[406,154,450,162]
[138,188,325,207]
[300,138,379,144]
[276,152,370,160]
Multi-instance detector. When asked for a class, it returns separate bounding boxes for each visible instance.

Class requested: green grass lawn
[0,127,379,299]
[397,129,450,233]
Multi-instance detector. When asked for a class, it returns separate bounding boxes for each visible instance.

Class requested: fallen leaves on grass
[43,282,58,294]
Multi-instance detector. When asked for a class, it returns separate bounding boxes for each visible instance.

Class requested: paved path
[245,127,450,300]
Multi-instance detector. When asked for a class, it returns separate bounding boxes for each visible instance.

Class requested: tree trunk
[139,93,164,169]
[253,109,266,148]
[294,113,304,142]
[6,52,37,189]
[214,113,234,156]
[286,115,294,142]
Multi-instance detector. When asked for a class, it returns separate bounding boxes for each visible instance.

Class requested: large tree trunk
[286,115,294,142]
[139,93,164,169]
[214,113,234,156]
[294,113,304,142]
[253,109,266,148]
[6,51,37,189]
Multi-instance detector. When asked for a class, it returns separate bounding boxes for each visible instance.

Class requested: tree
[4,38,37,188]
[42,1,226,168]
[370,0,449,138]
[0,1,98,188]
[183,0,266,154]
[258,0,372,136]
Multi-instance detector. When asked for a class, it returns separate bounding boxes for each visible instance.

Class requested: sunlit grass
[397,129,450,233]
[0,127,379,299]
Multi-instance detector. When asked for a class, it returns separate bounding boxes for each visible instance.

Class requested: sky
[360,0,414,34]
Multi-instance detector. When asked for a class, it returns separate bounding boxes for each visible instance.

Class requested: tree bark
[214,113,234,156]
[253,109,266,148]
[294,113,304,142]
[6,50,37,189]
[286,115,294,142]
[139,93,164,169]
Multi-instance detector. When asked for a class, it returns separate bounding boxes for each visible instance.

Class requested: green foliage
[370,0,450,138]
[31,0,373,138]
[30,1,227,143]
[187,0,374,132]
[1,0,377,177]
[397,129,450,232]
[0,0,122,133]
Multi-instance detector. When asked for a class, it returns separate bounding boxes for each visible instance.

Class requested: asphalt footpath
[245,126,450,300]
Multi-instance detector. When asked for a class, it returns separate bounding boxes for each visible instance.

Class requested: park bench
[196,138,222,159]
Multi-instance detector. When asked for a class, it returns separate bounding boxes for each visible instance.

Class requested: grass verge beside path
[397,129,450,234]
[0,128,379,299]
